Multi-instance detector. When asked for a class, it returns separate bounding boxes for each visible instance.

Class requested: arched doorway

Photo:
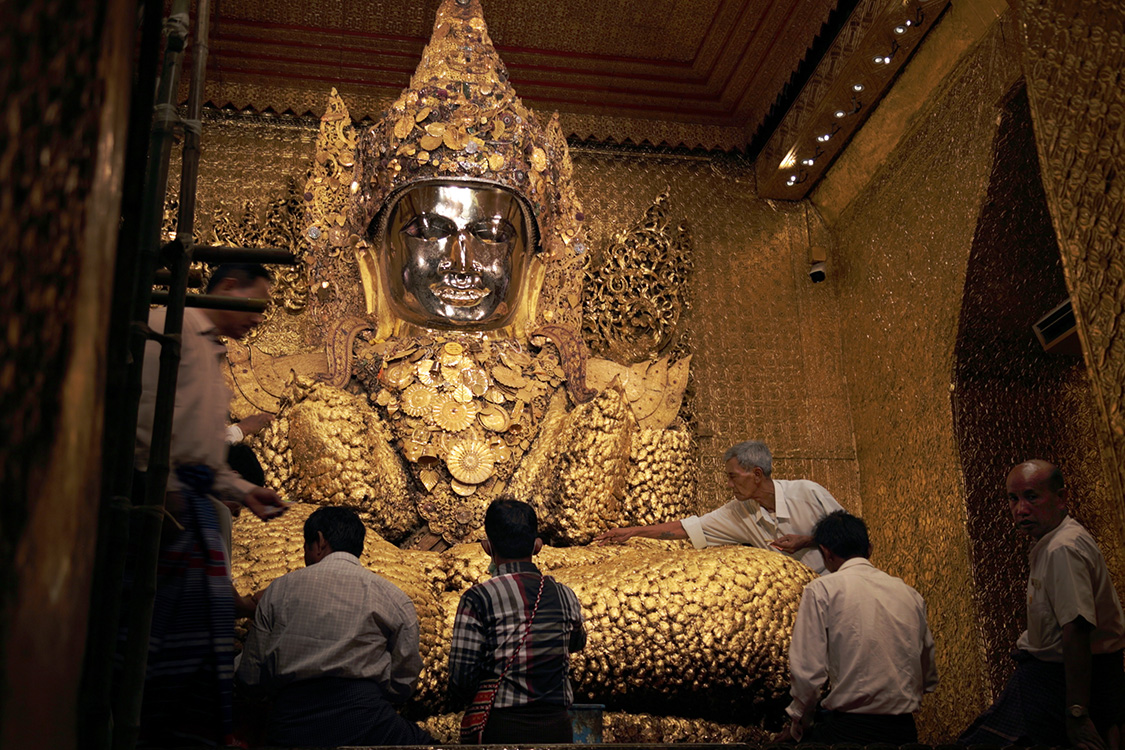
[952,82,1112,695]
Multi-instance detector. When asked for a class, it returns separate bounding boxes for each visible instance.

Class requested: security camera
[809,261,826,283]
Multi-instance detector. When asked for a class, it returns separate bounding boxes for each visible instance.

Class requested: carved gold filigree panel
[582,191,693,365]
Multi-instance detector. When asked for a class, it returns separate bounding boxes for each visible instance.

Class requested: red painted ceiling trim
[214,16,697,68]
[209,32,710,85]
[689,0,740,63]
[715,0,802,102]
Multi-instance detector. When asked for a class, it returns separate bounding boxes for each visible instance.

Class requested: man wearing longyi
[959,460,1125,750]
[594,440,843,574]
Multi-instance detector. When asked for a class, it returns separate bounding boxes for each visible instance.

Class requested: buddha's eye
[403,214,456,240]
[469,217,515,243]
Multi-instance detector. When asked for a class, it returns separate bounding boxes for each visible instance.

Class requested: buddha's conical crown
[350,0,584,258]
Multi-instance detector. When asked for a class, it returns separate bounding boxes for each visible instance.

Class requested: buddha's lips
[431,281,490,306]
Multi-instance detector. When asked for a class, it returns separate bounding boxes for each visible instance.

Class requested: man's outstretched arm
[593,520,687,545]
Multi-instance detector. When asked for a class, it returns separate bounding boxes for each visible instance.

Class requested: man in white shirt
[237,506,434,746]
[594,441,843,573]
[778,510,938,744]
[960,460,1125,750]
[130,263,287,745]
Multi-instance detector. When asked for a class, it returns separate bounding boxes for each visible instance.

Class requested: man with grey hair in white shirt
[779,510,938,744]
[594,440,843,574]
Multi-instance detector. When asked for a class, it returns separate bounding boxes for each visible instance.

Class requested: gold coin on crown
[416,359,439,385]
[461,366,489,396]
[385,362,414,389]
[450,479,477,497]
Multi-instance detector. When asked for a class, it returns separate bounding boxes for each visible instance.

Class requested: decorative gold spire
[349,0,584,261]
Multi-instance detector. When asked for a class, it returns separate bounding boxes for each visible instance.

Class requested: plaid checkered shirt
[448,561,586,709]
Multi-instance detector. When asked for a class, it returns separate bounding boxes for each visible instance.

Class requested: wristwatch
[1067,705,1089,720]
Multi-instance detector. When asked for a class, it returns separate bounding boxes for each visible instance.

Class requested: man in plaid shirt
[449,498,587,743]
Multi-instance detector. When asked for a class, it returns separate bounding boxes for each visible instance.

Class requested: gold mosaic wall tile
[825,18,1021,740]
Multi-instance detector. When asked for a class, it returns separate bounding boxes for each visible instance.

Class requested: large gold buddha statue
[229,0,816,738]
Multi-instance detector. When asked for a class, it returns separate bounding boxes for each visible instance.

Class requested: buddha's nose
[446,231,471,272]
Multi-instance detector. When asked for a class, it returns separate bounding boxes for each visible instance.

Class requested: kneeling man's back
[784,511,938,744]
[236,507,433,746]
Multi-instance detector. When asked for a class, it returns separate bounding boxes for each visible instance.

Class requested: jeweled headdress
[350,0,584,261]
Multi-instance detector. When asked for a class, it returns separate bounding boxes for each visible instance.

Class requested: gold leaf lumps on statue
[237,522,808,724]
[537,385,635,545]
[438,538,687,595]
[583,190,693,363]
[418,710,770,744]
[283,378,419,542]
[560,545,815,720]
[604,712,771,744]
[621,427,698,527]
[349,0,584,261]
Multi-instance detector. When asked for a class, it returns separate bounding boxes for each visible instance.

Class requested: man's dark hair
[206,263,272,293]
[484,497,538,559]
[304,506,365,557]
[813,510,870,560]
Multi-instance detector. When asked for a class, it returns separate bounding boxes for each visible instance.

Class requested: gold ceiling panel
[187,0,840,150]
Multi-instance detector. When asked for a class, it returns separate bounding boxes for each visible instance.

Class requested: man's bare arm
[1062,617,1106,750]
[593,520,687,545]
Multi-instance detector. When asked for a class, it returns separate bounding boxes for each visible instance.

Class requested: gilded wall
[180,110,862,518]
[821,19,1023,740]
[952,86,1117,696]
[1015,0,1125,574]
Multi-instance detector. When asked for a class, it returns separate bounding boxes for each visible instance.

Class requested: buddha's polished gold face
[381,183,530,329]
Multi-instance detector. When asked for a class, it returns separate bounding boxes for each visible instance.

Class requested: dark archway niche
[952,83,1112,696]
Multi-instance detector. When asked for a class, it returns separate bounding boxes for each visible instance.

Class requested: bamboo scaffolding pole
[149,291,270,312]
[109,0,196,746]
[190,244,298,265]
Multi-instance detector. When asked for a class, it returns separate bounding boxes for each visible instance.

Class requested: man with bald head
[960,460,1125,750]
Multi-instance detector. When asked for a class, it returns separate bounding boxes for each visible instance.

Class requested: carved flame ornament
[583,190,693,364]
